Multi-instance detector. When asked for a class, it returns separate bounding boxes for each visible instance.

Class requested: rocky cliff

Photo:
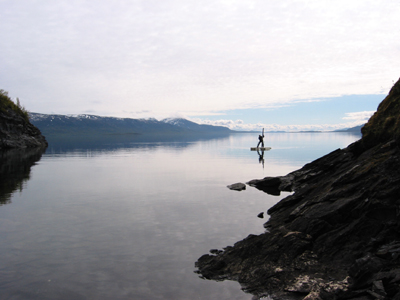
[195,78,400,300]
[0,91,47,149]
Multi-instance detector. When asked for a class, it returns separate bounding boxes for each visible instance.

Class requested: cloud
[191,117,367,132]
[342,111,375,122]
[0,0,399,120]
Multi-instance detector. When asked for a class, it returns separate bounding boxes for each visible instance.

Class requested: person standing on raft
[257,128,264,148]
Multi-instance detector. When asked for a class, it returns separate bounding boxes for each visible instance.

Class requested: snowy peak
[162,118,199,129]
[162,118,230,132]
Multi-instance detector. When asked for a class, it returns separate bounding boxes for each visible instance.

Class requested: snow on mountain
[161,118,231,132]
[29,113,232,136]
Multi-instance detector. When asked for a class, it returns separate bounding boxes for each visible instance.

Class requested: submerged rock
[195,78,400,299]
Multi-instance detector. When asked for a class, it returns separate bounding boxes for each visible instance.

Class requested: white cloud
[191,118,367,132]
[342,111,375,122]
[0,0,399,121]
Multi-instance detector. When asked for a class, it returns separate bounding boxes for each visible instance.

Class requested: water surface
[0,132,360,299]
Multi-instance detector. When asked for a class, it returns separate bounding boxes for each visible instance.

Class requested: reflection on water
[0,132,361,300]
[44,132,234,153]
[0,148,45,205]
[256,148,268,169]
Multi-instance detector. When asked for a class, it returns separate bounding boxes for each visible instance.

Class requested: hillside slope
[0,91,47,149]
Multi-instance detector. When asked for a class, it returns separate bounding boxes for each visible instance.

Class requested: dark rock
[227,183,246,191]
[0,94,47,149]
[247,177,282,195]
[210,249,224,255]
[372,280,386,296]
[195,78,400,299]
[361,78,400,150]
[257,212,264,218]
[248,176,281,187]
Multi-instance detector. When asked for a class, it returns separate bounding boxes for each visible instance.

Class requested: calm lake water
[0,132,360,300]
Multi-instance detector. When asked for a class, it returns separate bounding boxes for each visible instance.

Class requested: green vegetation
[0,89,29,121]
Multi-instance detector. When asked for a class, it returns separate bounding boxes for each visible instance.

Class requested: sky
[1,0,400,131]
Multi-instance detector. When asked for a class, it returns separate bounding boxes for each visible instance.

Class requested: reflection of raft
[250,147,271,151]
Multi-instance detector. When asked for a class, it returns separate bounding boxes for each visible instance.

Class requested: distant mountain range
[29,113,232,137]
[29,113,364,143]
[334,124,363,133]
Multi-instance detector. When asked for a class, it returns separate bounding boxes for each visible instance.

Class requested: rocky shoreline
[195,79,400,299]
[0,103,47,149]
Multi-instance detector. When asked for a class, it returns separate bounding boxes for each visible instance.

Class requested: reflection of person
[257,148,265,169]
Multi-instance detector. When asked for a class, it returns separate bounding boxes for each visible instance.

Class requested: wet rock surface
[195,79,400,299]
[227,183,247,191]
